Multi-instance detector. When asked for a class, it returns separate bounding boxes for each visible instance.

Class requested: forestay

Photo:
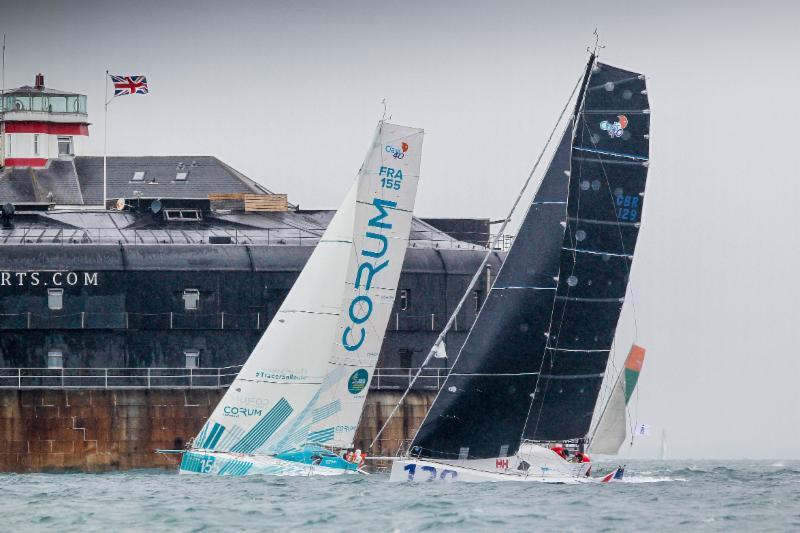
[190,122,423,455]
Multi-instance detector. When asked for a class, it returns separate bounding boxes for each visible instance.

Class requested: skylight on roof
[132,171,145,182]
[175,171,188,181]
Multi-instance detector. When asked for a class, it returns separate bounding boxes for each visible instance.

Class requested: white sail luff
[588,371,627,455]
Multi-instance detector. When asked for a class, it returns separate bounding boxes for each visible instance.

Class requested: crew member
[550,445,569,460]
[572,452,591,463]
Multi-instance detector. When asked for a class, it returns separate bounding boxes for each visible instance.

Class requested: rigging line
[368,70,586,452]
[520,56,597,443]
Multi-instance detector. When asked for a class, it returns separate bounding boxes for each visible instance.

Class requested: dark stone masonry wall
[0,389,434,472]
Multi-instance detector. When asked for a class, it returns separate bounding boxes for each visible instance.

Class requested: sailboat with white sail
[179,121,424,476]
[385,53,651,483]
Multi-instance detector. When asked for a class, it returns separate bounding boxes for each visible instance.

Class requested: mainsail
[191,122,423,455]
[410,57,650,461]
[589,344,647,455]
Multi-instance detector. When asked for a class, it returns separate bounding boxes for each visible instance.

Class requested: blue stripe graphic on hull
[230,398,293,454]
[180,451,215,474]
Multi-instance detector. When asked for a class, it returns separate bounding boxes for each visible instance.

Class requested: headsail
[191,122,423,455]
[410,58,650,461]
[589,344,647,454]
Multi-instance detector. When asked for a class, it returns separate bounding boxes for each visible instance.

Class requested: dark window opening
[399,289,409,311]
[399,348,413,369]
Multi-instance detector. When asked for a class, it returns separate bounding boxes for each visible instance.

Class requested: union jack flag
[110,75,149,96]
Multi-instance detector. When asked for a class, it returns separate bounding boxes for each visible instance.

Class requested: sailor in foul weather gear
[550,446,569,460]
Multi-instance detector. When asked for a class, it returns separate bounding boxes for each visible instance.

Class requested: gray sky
[3,0,799,459]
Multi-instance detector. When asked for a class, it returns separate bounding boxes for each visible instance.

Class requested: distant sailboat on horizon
[178,121,424,476]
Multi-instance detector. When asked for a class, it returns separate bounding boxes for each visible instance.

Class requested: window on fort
[184,350,199,369]
[6,134,12,156]
[33,134,39,156]
[47,350,63,369]
[473,290,482,313]
[57,136,73,156]
[399,289,409,311]
[182,288,200,310]
[48,288,63,310]
[399,348,413,369]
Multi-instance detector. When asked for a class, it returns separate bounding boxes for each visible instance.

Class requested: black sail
[523,61,650,441]
[410,59,650,460]
[409,122,575,460]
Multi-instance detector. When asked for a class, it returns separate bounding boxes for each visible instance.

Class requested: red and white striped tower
[0,73,89,168]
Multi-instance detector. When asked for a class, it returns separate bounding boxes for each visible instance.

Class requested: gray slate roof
[0,156,270,205]
[75,156,270,204]
[0,160,84,204]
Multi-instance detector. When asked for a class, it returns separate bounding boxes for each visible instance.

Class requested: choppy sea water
[2,460,799,532]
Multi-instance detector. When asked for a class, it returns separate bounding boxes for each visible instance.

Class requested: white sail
[191,122,423,455]
[588,373,627,455]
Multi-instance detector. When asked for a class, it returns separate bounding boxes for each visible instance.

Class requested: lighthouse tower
[0,73,89,168]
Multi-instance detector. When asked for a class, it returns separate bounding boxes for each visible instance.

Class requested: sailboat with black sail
[389,55,651,483]
[178,121,424,476]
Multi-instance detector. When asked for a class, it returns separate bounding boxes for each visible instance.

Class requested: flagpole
[103,70,108,209]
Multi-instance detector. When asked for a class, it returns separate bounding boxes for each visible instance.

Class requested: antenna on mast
[380,98,391,121]
[587,28,605,57]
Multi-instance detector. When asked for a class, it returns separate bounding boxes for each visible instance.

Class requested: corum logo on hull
[223,405,263,417]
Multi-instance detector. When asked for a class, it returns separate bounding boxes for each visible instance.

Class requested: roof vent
[164,209,201,222]
[35,73,45,89]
